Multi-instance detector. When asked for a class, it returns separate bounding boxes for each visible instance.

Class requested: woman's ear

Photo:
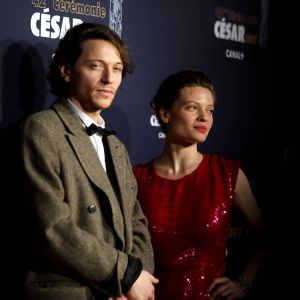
[159,107,170,124]
[60,64,71,82]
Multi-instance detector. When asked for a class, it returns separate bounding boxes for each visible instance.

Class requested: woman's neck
[154,144,203,179]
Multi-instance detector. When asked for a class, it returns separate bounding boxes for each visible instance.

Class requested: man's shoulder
[22,108,57,129]
[22,98,68,127]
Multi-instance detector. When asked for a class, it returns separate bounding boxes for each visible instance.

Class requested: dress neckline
[150,154,207,181]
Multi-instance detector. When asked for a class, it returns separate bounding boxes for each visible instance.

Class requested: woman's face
[161,86,215,145]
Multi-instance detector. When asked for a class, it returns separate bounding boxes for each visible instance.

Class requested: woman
[133,70,263,299]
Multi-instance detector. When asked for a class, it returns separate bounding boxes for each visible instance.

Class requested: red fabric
[133,155,240,299]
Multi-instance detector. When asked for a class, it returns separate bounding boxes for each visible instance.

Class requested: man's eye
[114,66,123,72]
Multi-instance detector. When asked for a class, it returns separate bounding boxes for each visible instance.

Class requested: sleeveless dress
[133,154,240,300]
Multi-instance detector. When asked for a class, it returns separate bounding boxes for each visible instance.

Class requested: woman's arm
[234,168,264,284]
[207,168,264,299]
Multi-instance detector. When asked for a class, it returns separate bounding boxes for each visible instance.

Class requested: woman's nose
[197,111,208,121]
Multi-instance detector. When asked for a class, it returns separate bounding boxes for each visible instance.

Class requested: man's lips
[96,88,114,96]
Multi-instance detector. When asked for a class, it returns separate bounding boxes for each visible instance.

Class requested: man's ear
[60,64,71,82]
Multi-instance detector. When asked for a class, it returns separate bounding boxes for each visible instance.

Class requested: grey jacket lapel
[52,98,125,245]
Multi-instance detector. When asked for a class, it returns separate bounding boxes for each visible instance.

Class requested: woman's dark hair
[151,69,216,132]
[47,22,134,96]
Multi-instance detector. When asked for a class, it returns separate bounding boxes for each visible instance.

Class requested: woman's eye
[186,106,197,111]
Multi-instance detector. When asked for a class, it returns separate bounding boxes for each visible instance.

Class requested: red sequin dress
[133,155,240,300]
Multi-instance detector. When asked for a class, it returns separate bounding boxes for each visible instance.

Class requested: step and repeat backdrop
[0,0,269,169]
[0,1,271,296]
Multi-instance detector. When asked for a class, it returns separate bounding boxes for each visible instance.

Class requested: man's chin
[98,99,114,110]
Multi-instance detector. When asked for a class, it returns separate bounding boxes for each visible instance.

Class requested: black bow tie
[86,124,116,137]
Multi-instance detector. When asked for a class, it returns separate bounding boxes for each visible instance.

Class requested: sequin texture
[133,155,240,300]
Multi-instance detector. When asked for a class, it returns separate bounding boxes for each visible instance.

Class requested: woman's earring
[61,74,69,82]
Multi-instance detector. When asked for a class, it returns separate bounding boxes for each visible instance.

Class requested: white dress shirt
[67,98,107,171]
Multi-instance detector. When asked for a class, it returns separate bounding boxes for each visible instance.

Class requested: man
[21,22,158,300]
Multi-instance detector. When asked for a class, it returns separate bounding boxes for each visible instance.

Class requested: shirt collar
[66,98,106,129]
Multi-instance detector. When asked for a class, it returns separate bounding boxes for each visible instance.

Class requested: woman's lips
[195,126,207,133]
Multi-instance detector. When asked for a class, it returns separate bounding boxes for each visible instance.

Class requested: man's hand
[126,270,159,300]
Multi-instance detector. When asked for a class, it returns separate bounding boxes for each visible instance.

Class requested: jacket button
[88,205,96,213]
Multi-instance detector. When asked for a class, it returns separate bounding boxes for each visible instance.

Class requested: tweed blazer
[21,98,154,300]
